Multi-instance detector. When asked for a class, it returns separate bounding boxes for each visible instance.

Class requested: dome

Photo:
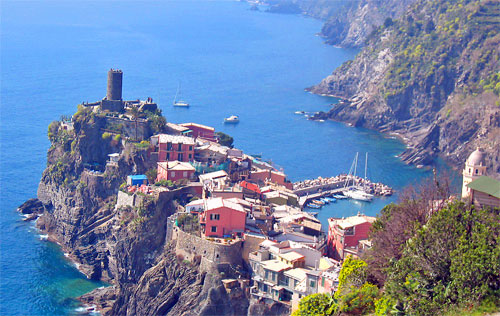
[467,147,485,166]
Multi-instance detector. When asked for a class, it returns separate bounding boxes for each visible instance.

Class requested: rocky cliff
[264,0,416,48]
[309,0,500,174]
[20,105,267,315]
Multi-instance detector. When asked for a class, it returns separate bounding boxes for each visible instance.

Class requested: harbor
[293,174,393,208]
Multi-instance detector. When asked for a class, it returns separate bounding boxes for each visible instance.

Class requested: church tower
[462,147,487,199]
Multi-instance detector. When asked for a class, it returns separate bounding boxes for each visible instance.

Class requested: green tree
[216,131,234,148]
[383,202,500,315]
[292,293,337,316]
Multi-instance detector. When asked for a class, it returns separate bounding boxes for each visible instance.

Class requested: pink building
[249,169,292,189]
[179,123,216,142]
[200,198,246,238]
[151,134,195,162]
[157,161,195,182]
[327,214,376,261]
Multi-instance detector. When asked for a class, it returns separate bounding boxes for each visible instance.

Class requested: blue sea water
[0,1,448,315]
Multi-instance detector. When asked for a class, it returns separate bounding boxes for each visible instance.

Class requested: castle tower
[462,147,487,199]
[106,69,123,101]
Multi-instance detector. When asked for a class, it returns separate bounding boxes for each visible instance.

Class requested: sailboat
[343,152,373,202]
[173,83,189,107]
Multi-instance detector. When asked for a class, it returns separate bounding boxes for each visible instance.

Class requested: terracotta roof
[157,161,195,172]
[179,122,215,131]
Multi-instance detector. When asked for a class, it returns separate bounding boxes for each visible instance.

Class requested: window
[178,143,182,151]
[183,171,188,177]
[310,280,316,288]
[475,169,478,174]
[167,142,172,150]
[211,226,217,233]
[166,153,170,160]
[345,227,355,236]
[272,272,276,281]
[321,277,325,287]
[171,171,175,177]
[209,214,220,220]
[178,153,184,161]
[189,154,192,159]
[265,270,269,279]
[189,146,193,151]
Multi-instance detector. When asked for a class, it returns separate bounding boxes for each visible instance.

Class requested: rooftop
[166,122,191,133]
[128,175,148,180]
[153,134,196,145]
[261,259,291,272]
[279,251,305,262]
[467,176,500,199]
[157,161,195,171]
[199,170,228,182]
[284,268,308,281]
[204,197,245,213]
[179,122,215,131]
[329,214,376,229]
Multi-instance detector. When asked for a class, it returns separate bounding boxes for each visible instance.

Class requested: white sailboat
[343,152,373,202]
[173,83,189,107]
[224,115,239,123]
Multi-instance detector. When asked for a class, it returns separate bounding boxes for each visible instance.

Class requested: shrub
[102,132,112,140]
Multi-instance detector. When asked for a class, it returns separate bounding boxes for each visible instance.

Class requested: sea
[0,1,453,315]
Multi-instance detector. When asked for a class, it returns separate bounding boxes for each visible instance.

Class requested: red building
[200,198,246,238]
[151,134,195,162]
[157,161,195,182]
[327,214,376,261]
[179,123,216,142]
[249,169,292,189]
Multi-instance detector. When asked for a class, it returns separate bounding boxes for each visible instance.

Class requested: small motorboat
[306,203,321,209]
[320,198,330,204]
[311,199,324,205]
[333,194,347,199]
[324,197,337,203]
[224,115,239,123]
[294,111,305,115]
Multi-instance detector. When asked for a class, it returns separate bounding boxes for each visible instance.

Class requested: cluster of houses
[116,119,385,311]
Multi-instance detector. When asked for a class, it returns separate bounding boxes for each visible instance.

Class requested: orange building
[200,198,246,238]
[327,214,375,261]
[151,134,195,162]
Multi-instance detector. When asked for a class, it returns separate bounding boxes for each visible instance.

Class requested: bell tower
[462,147,487,199]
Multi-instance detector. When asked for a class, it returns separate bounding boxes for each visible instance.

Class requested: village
[74,70,500,313]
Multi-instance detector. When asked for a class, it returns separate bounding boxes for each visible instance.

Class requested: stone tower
[462,147,487,199]
[106,69,123,101]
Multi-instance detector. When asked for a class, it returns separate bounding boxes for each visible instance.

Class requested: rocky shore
[308,0,500,175]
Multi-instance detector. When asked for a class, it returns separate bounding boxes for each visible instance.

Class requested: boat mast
[353,152,358,188]
[364,152,368,191]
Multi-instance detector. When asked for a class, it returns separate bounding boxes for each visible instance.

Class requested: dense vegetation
[375,0,500,108]
[295,178,500,315]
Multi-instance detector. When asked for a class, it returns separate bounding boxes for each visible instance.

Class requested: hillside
[264,0,416,48]
[309,0,500,174]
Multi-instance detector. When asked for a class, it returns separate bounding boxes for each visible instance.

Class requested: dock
[293,175,393,208]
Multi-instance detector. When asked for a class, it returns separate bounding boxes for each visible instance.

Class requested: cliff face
[23,105,278,315]
[320,0,417,48]
[264,0,416,48]
[310,0,500,174]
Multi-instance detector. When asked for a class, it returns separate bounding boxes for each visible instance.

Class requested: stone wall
[173,228,243,272]
[293,181,344,196]
[105,116,151,141]
[241,233,266,263]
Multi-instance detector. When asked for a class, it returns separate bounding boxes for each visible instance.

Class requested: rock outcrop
[309,0,500,174]
[21,105,279,315]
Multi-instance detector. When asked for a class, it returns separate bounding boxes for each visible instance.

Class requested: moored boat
[224,115,239,123]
